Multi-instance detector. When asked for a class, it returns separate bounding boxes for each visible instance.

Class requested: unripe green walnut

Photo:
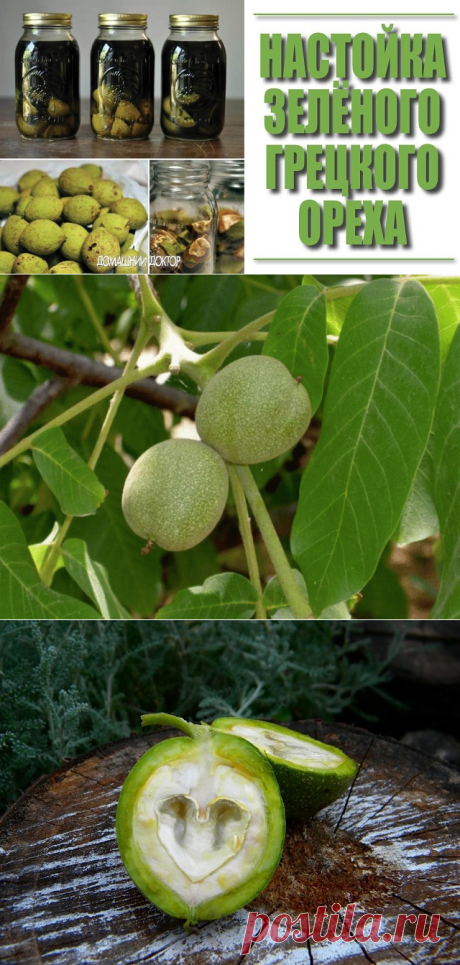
[122,439,229,551]
[63,195,101,226]
[81,228,120,273]
[111,197,147,230]
[196,355,312,465]
[20,220,64,257]
[2,216,28,255]
[117,714,285,926]
[58,167,94,196]
[0,187,19,216]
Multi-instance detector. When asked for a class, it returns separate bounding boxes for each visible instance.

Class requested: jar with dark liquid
[15,13,80,139]
[161,14,226,140]
[91,14,154,139]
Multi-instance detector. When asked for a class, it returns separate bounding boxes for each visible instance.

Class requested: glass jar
[211,161,244,274]
[150,161,217,275]
[15,13,80,139]
[91,14,154,139]
[161,15,226,141]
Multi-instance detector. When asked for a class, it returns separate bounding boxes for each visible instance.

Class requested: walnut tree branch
[0,275,30,337]
[0,376,78,456]
[0,332,197,419]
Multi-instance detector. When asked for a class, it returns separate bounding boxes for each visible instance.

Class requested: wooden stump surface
[1,721,459,965]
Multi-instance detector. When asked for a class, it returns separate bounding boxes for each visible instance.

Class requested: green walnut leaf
[0,501,99,619]
[393,437,439,546]
[61,539,130,619]
[432,325,460,618]
[32,427,106,516]
[423,280,460,366]
[292,278,440,616]
[156,573,258,619]
[263,285,328,414]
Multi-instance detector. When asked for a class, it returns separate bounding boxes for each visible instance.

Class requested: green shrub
[0,620,400,812]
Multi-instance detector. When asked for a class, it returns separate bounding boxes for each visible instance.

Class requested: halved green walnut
[212,718,359,820]
[116,713,285,926]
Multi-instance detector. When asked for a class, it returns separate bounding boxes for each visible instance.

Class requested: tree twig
[0,332,197,418]
[0,376,78,456]
[0,276,30,337]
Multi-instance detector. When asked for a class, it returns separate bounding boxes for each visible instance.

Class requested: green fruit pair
[122,357,310,553]
[116,715,357,926]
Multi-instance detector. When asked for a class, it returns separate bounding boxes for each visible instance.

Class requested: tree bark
[1,721,459,965]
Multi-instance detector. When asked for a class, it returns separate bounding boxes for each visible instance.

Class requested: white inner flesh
[228,724,341,771]
[133,745,268,907]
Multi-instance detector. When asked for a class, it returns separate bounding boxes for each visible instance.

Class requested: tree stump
[1,722,459,965]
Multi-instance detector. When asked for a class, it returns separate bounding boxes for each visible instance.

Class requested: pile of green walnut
[150,206,214,275]
[117,713,358,925]
[122,355,312,553]
[0,165,148,275]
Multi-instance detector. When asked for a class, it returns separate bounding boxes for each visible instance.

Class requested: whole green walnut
[47,261,83,274]
[63,195,101,226]
[25,197,63,222]
[16,194,33,217]
[2,216,28,255]
[12,253,48,274]
[80,163,103,179]
[81,228,120,273]
[0,251,16,273]
[31,178,60,198]
[93,212,130,243]
[196,355,312,465]
[0,187,19,216]
[92,179,123,207]
[60,223,89,261]
[18,170,45,192]
[122,439,229,551]
[20,220,65,257]
[115,250,142,273]
[111,198,147,230]
[59,167,94,196]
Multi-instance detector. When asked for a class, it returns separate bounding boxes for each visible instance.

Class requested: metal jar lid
[169,14,219,28]
[98,13,148,27]
[23,13,72,27]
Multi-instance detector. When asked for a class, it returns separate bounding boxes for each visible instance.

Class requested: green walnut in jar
[15,13,80,139]
[161,15,226,140]
[150,161,217,275]
[91,13,154,139]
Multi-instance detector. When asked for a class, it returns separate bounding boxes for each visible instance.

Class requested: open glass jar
[161,15,226,140]
[91,14,154,139]
[211,161,244,274]
[150,161,217,275]
[15,13,80,139]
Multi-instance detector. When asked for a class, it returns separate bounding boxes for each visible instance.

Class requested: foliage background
[0,618,402,814]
